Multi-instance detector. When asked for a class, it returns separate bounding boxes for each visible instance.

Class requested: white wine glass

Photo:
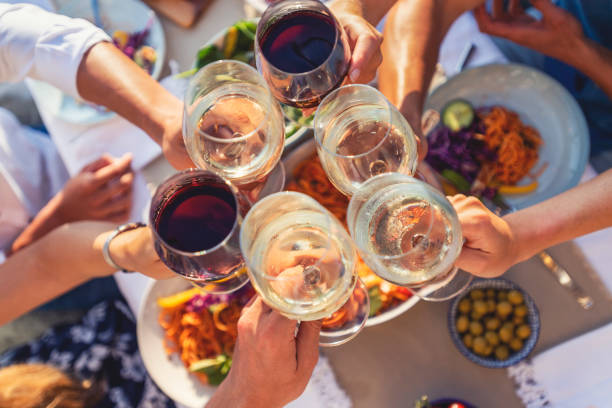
[240,191,369,346]
[314,84,419,197]
[183,60,286,203]
[347,173,473,301]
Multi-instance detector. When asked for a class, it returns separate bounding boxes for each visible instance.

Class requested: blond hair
[0,364,102,408]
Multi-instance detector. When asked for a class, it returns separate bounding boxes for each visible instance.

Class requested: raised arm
[451,169,612,277]
[378,0,484,158]
[0,3,190,169]
[0,222,172,325]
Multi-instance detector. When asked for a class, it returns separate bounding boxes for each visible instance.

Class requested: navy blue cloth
[0,300,175,408]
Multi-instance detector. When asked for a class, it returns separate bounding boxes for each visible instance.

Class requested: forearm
[572,40,612,101]
[0,222,117,324]
[9,194,67,254]
[378,0,484,128]
[330,0,396,25]
[76,42,182,145]
[505,169,612,263]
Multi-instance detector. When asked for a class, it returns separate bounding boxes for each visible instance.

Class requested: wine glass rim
[149,169,241,260]
[255,0,344,77]
[184,60,276,145]
[314,84,396,159]
[240,191,350,282]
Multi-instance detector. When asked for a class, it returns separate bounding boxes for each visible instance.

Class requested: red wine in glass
[150,170,249,294]
[256,0,350,108]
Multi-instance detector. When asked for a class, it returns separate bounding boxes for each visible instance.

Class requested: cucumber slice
[441,99,474,132]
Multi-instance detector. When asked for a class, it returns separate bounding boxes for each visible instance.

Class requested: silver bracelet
[102,222,146,272]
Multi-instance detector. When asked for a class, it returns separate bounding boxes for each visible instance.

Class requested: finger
[348,30,383,83]
[94,172,134,204]
[475,5,539,41]
[98,192,132,219]
[508,0,523,16]
[492,0,504,19]
[416,135,428,162]
[266,309,300,336]
[80,154,113,173]
[296,320,321,376]
[530,0,557,15]
[93,153,133,186]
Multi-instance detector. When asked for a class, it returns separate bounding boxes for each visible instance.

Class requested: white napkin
[509,322,612,408]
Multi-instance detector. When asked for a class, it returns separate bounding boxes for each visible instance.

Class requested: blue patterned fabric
[0,300,175,408]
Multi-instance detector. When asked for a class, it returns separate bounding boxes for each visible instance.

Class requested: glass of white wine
[183,60,286,203]
[240,191,369,346]
[346,173,472,301]
[314,84,419,197]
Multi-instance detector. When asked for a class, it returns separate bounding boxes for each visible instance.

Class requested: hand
[107,225,174,279]
[331,8,383,84]
[449,194,518,278]
[160,112,195,170]
[208,297,320,408]
[474,0,586,67]
[57,154,134,224]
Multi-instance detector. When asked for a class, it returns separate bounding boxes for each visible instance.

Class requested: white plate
[32,0,166,125]
[137,278,216,408]
[425,63,590,210]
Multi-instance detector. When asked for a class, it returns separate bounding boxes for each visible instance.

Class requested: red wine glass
[255,0,351,108]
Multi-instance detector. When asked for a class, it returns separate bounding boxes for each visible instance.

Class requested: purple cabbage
[185,283,255,313]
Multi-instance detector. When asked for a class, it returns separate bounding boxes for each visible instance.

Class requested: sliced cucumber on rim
[441,99,474,131]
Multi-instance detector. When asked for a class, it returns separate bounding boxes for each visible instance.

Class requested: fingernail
[349,68,360,82]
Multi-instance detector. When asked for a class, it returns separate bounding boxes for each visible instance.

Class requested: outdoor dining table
[30,0,612,406]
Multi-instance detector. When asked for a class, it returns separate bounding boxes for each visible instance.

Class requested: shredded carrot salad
[480,106,542,185]
[287,155,413,317]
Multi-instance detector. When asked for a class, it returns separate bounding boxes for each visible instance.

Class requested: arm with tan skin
[9,155,134,254]
[451,169,612,277]
[206,297,320,408]
[76,42,191,169]
[474,0,612,100]
[0,222,173,325]
[378,0,485,159]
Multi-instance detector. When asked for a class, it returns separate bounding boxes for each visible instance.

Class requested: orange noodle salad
[286,156,413,317]
[427,103,543,198]
[157,285,254,385]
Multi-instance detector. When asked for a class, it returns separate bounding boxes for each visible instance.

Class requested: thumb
[81,154,113,173]
[455,247,498,278]
[530,0,558,15]
[295,320,321,377]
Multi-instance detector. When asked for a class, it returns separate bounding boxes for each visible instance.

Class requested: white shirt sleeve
[0,3,110,99]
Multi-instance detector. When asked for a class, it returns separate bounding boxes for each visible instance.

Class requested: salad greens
[189,354,232,386]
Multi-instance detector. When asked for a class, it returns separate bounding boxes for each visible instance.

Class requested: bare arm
[378,0,484,158]
[0,222,172,325]
[452,169,612,277]
[76,42,190,169]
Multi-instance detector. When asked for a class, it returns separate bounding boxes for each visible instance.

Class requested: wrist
[106,225,149,273]
[564,36,596,73]
[503,212,535,264]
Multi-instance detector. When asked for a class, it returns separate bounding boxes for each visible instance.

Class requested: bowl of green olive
[447,279,540,368]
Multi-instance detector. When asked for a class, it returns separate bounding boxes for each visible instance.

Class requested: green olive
[496,301,513,318]
[514,304,528,318]
[473,300,488,316]
[471,310,484,321]
[463,333,474,348]
[512,315,525,325]
[499,324,514,343]
[483,344,493,357]
[516,324,531,339]
[485,317,501,331]
[510,337,524,351]
[469,321,484,336]
[487,299,497,314]
[456,315,470,333]
[458,298,472,314]
[485,331,500,347]
[495,345,510,360]
[508,290,524,305]
[497,291,508,301]
[470,289,485,301]
[486,289,496,299]
[473,336,487,355]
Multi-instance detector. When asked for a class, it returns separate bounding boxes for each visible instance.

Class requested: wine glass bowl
[347,173,469,301]
[255,0,350,108]
[183,60,285,187]
[314,84,419,197]
[149,169,250,294]
[240,191,369,345]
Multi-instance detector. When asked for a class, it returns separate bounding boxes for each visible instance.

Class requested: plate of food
[424,63,589,210]
[30,0,165,125]
[182,19,313,148]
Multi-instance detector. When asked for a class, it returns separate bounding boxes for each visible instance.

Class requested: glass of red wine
[255,0,351,108]
[183,60,286,204]
[149,169,250,294]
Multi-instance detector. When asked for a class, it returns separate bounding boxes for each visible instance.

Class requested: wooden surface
[324,242,612,407]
